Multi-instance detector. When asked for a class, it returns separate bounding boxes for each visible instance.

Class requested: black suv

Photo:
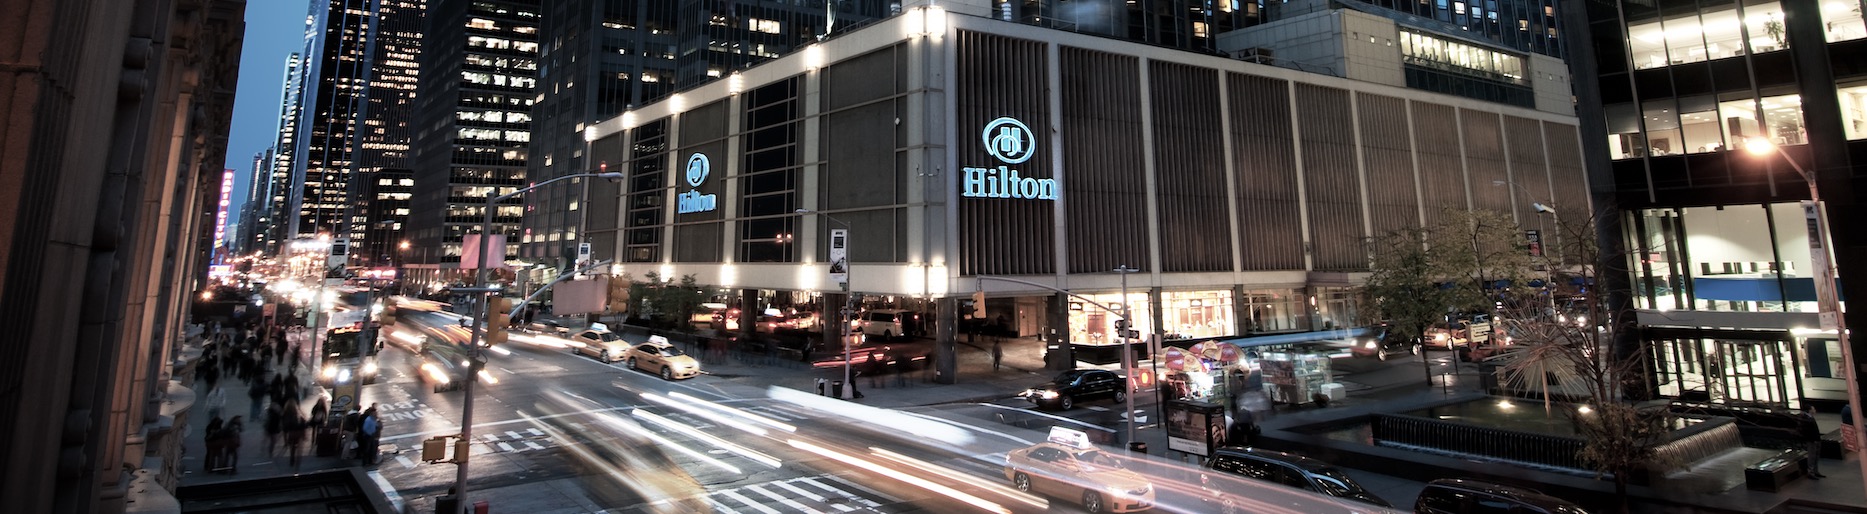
[1415,478,1589,514]
[1352,322,1418,361]
[1206,446,1393,508]
[1019,369,1126,410]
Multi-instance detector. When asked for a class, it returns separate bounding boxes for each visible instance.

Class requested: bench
[1744,448,1807,492]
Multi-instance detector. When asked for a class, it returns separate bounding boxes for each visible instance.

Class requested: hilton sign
[962,117,1056,201]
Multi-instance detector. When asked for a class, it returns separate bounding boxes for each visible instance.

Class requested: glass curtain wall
[1161,290,1236,340]
[1241,288,1308,334]
[1629,203,1822,312]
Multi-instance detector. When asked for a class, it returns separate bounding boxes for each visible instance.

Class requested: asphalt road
[351,329,1416,513]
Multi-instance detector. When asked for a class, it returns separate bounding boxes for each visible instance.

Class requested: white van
[859,309,909,339]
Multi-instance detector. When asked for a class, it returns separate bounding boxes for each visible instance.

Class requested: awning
[1222,327,1375,348]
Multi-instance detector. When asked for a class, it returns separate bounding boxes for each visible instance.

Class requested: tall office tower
[263,52,304,255]
[1566,0,1867,407]
[292,0,380,240]
[239,148,274,256]
[353,0,426,267]
[410,0,543,279]
[519,0,885,270]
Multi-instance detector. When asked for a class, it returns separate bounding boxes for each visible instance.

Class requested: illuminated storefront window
[1160,290,1235,340]
[1241,288,1307,334]
[1068,292,1152,347]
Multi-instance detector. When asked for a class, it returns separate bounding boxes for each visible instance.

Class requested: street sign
[1804,201,1840,330]
[1525,229,1543,257]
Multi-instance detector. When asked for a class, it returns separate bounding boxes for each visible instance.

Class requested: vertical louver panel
[1412,102,1466,225]
[1061,47,1147,274]
[1150,61,1232,272]
[955,31,1055,276]
[1504,116,1551,223]
[1358,92,1422,237]
[1228,73,1305,270]
[1297,84,1365,271]
[1462,109,1512,214]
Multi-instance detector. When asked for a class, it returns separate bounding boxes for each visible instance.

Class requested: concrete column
[823,292,849,355]
[935,296,958,384]
[1045,292,1073,371]
[738,288,757,338]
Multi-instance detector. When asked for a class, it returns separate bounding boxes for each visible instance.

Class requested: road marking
[1085,405,1109,411]
[523,441,545,451]
[704,498,738,512]
[744,484,819,513]
[505,430,522,439]
[771,480,853,511]
[396,455,416,469]
[813,475,892,507]
[484,434,502,442]
[719,490,785,514]
[496,442,515,453]
[366,470,405,513]
[527,428,544,436]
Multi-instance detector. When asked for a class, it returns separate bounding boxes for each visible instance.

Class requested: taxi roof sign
[1047,426,1094,450]
[590,322,609,332]
[648,335,670,345]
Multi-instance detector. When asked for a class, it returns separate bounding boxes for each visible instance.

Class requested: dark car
[1207,446,1393,508]
[1352,323,1418,361]
[526,319,571,337]
[1020,369,1127,410]
[1415,478,1589,514]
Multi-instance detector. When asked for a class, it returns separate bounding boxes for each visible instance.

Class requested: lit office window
[1838,82,1867,140]
[1825,0,1867,41]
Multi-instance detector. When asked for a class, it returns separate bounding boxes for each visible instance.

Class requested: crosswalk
[392,403,822,465]
[693,474,899,513]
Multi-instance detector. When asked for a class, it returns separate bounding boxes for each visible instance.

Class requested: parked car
[1424,314,1494,350]
[571,327,629,362]
[1206,446,1393,508]
[1003,428,1155,513]
[626,336,702,380]
[1020,369,1126,410]
[1415,478,1588,514]
[1352,323,1418,361]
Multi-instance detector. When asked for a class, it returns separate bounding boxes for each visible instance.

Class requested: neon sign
[962,117,1056,200]
[677,152,718,214]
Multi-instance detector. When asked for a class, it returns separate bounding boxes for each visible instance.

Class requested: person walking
[203,416,225,472]
[205,385,226,421]
[223,415,244,473]
[246,376,267,420]
[283,407,306,468]
[1798,405,1827,479]
[992,339,1004,372]
[263,402,284,457]
[357,405,381,465]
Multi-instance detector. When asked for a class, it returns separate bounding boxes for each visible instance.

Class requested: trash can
[315,426,343,457]
[831,380,843,398]
[434,495,459,514]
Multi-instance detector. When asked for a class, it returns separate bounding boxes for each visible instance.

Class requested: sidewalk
[177,328,359,488]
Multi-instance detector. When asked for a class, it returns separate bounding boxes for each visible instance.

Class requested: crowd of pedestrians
[194,320,326,474]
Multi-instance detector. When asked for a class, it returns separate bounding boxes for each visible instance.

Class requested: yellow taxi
[626,335,701,380]
[1004,427,1155,513]
[571,325,629,362]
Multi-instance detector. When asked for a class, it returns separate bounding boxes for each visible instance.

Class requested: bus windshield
[325,329,376,359]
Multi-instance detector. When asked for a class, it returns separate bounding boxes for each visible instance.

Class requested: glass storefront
[1649,329,1810,408]
[1629,203,1824,313]
[1068,291,1154,347]
[1160,290,1235,340]
[1241,288,1308,334]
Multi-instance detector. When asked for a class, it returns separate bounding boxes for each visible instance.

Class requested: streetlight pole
[1114,265,1140,449]
[1745,139,1867,487]
[796,208,856,399]
[448,171,622,512]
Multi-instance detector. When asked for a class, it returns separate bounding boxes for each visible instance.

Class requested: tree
[1362,209,1540,386]
[1489,209,1674,513]
[626,271,709,330]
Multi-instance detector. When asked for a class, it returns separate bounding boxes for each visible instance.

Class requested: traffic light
[486,297,511,346]
[972,290,986,318]
[607,275,631,313]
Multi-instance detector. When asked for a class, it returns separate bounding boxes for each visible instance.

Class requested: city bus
[320,326,380,385]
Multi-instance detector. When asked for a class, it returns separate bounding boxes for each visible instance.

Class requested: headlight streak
[770,386,973,445]
[420,363,451,384]
[362,361,378,374]
[668,391,797,433]
[636,392,769,436]
[478,369,499,385]
[867,447,1048,510]
[787,439,1009,514]
[630,409,783,469]
[597,412,743,475]
[487,345,513,356]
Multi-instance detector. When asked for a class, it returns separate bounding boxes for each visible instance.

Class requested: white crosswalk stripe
[744,484,821,513]
[698,475,895,513]
[496,442,515,452]
[718,490,785,514]
[806,476,892,509]
[770,481,856,512]
[526,428,544,436]
[522,441,545,451]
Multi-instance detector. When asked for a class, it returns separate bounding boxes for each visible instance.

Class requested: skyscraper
[292,0,380,240]
[353,0,426,266]
[409,0,542,281]
[519,0,888,271]
[261,52,303,254]
[1566,0,1867,406]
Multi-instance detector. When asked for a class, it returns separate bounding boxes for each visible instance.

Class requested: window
[1759,93,1805,145]
[1679,96,1725,153]
[1838,81,1867,140]
[1825,0,1867,41]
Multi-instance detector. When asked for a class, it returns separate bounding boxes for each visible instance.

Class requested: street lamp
[448,171,623,511]
[1744,139,1867,484]
[796,208,857,399]
[1113,265,1141,449]
[1492,180,1560,262]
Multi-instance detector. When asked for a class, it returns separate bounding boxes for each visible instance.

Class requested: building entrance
[1648,327,1807,408]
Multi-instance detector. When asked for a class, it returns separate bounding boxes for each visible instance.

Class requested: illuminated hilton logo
[677,152,718,214]
[963,117,1056,200]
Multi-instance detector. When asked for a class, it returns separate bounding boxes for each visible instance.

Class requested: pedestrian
[1798,405,1827,479]
[203,416,224,472]
[310,397,328,430]
[358,405,381,465]
[205,385,227,421]
[816,377,827,396]
[289,342,301,371]
[263,402,283,456]
[341,406,362,459]
[992,339,1004,372]
[1228,408,1259,446]
[246,377,266,419]
[259,345,274,372]
[269,374,285,407]
[284,408,306,468]
[895,354,910,388]
[201,358,219,393]
[223,415,244,473]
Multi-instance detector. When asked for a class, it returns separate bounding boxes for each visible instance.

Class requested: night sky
[221,1,307,240]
